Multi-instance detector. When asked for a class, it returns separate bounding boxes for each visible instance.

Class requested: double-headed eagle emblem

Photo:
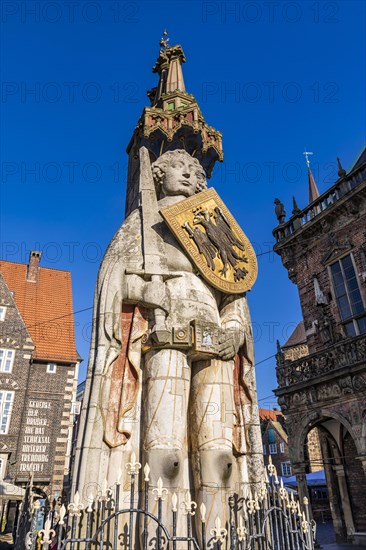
[161,188,257,294]
[182,206,249,282]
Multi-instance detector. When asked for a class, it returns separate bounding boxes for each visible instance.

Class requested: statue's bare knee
[198,449,234,489]
[146,448,183,482]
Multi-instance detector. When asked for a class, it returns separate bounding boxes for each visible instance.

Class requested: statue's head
[152,150,207,199]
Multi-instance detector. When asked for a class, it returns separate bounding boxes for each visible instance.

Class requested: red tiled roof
[0,260,78,363]
[259,408,277,422]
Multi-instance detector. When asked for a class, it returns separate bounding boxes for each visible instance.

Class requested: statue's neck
[158,195,187,208]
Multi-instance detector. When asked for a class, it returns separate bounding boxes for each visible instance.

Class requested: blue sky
[1,0,365,406]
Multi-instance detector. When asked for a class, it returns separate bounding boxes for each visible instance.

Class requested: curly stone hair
[151,150,207,197]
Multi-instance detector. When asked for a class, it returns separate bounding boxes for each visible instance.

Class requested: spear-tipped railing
[29,451,315,549]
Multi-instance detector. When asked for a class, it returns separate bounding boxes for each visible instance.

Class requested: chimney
[27,251,42,283]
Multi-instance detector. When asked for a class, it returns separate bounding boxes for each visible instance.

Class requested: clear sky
[1,0,365,406]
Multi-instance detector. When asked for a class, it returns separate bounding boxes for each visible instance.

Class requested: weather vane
[303,149,313,168]
[160,30,170,50]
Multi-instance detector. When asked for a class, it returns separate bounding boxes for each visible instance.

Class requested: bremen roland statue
[73,40,263,547]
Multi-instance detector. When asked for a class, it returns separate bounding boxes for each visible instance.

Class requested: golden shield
[160,188,258,294]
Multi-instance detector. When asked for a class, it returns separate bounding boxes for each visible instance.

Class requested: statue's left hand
[218,327,245,360]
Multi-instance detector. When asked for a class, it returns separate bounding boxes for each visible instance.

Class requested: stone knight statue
[73,39,263,542]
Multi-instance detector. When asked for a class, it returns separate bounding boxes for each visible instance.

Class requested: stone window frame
[0,349,15,373]
[262,444,266,455]
[71,401,81,415]
[281,461,292,477]
[47,363,57,374]
[0,306,6,322]
[280,442,285,453]
[0,454,7,479]
[269,443,277,455]
[0,391,14,434]
[328,252,366,337]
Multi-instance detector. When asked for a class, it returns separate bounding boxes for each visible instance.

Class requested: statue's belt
[141,320,222,356]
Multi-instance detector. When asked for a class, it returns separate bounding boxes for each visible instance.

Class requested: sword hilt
[150,274,171,345]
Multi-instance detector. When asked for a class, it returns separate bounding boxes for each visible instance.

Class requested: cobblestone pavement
[316,521,365,549]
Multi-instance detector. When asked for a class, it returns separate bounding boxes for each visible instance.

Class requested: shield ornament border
[160,188,258,294]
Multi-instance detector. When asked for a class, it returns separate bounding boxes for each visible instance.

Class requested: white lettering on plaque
[19,398,54,476]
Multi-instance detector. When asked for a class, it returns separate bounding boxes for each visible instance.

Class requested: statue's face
[161,155,198,198]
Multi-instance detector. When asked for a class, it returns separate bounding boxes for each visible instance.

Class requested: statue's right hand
[141,280,170,313]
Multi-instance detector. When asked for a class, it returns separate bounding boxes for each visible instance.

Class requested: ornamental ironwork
[16,455,316,550]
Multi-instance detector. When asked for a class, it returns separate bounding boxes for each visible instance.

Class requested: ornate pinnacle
[292,196,301,216]
[171,492,178,512]
[160,29,170,50]
[143,463,150,482]
[237,515,247,542]
[99,478,112,502]
[337,157,347,177]
[86,493,94,513]
[200,502,206,523]
[68,491,84,517]
[210,516,227,543]
[58,504,67,525]
[116,467,122,485]
[126,451,141,476]
[39,517,56,545]
[181,490,197,516]
[152,477,168,501]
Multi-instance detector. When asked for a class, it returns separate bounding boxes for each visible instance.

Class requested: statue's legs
[190,358,235,546]
[142,349,190,546]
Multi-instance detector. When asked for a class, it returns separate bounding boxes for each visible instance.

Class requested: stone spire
[308,166,320,202]
[125,34,223,216]
[151,37,186,103]
[304,150,320,203]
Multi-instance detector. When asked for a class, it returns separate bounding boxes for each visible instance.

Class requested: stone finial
[314,276,328,305]
[275,339,285,366]
[160,29,170,50]
[292,196,301,216]
[337,157,347,178]
[274,198,286,225]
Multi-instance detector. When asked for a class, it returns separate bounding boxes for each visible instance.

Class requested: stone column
[292,463,313,519]
[319,430,344,540]
[333,464,355,537]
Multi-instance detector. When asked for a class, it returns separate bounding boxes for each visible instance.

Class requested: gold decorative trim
[161,188,257,294]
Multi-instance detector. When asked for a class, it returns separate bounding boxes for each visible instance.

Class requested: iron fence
[17,455,315,550]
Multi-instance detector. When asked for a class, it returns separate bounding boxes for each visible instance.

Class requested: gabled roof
[282,321,306,349]
[350,146,366,172]
[0,260,78,363]
[0,272,33,344]
[260,410,288,444]
[272,421,288,444]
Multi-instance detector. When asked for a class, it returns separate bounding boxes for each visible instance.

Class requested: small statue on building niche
[318,310,334,345]
[274,198,286,224]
